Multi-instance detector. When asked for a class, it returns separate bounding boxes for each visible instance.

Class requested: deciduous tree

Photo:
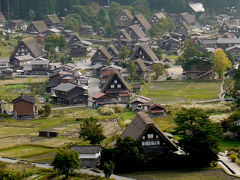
[52,149,81,178]
[174,108,223,165]
[214,49,232,79]
[79,117,106,145]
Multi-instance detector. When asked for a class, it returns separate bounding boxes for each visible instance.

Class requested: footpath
[0,156,135,180]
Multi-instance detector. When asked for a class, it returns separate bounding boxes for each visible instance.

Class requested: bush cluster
[181,104,231,113]
[98,105,124,115]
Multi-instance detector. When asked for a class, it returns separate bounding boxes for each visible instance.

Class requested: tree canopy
[174,108,223,165]
[52,149,81,178]
[79,117,106,145]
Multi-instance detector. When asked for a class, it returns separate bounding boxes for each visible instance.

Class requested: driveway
[166,65,184,80]
[88,77,100,97]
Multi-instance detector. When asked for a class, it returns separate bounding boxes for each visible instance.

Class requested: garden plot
[142,81,221,104]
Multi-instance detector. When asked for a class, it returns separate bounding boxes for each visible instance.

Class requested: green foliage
[79,117,106,145]
[97,8,108,25]
[150,63,164,79]
[42,104,52,117]
[63,14,82,32]
[103,161,115,179]
[228,111,240,138]
[152,46,163,60]
[230,154,237,162]
[98,106,115,115]
[51,149,81,178]
[149,18,174,38]
[214,49,232,79]
[119,46,131,60]
[179,39,213,70]
[29,9,35,21]
[174,108,223,165]
[127,61,138,81]
[60,54,73,64]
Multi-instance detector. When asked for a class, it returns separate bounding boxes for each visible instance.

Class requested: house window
[114,80,118,83]
[142,56,145,59]
[139,51,142,54]
[147,134,153,139]
[157,141,160,145]
[142,136,145,140]
[111,84,114,88]
[120,35,123,38]
[117,84,121,88]
[145,141,150,146]
[98,51,101,55]
[142,142,145,146]
[156,135,159,138]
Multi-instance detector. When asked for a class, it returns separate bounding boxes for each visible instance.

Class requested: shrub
[181,104,231,114]
[110,105,124,113]
[98,106,115,115]
[210,161,218,167]
[230,154,237,162]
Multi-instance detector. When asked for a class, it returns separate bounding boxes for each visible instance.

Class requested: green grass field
[123,169,233,180]
[141,80,221,104]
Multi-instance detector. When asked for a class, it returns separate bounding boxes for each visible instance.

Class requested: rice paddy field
[141,80,222,104]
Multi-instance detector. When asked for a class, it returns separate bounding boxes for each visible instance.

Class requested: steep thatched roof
[101,71,130,92]
[31,21,48,33]
[133,14,151,31]
[46,14,60,24]
[128,25,146,39]
[135,58,147,72]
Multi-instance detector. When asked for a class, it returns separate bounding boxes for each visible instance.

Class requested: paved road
[0,156,135,180]
[219,80,225,101]
[218,151,240,178]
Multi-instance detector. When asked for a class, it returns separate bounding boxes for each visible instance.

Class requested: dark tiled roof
[12,94,36,104]
[134,14,152,31]
[54,83,76,92]
[101,71,130,92]
[70,145,101,154]
[31,21,48,33]
[22,37,44,58]
[217,38,240,44]
[46,14,60,24]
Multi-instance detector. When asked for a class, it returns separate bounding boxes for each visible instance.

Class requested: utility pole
[7,0,9,20]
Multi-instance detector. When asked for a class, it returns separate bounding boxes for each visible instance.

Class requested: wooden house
[8,20,26,31]
[131,14,152,33]
[127,25,147,41]
[67,33,81,48]
[174,22,190,37]
[226,45,240,61]
[12,95,37,119]
[70,41,92,57]
[91,46,112,65]
[88,92,117,109]
[10,37,43,69]
[161,37,180,55]
[101,71,131,103]
[219,21,240,37]
[217,38,240,50]
[96,27,106,36]
[183,58,214,79]
[151,12,166,24]
[114,9,134,31]
[201,39,217,50]
[177,12,195,26]
[149,104,166,117]
[53,83,88,105]
[23,58,50,75]
[114,30,133,50]
[27,21,48,34]
[79,26,94,36]
[107,45,119,58]
[0,12,6,26]
[130,96,151,111]
[45,14,60,28]
[100,65,122,86]
[132,43,159,66]
[63,30,74,40]
[70,146,101,168]
[135,58,147,78]
[121,112,178,154]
